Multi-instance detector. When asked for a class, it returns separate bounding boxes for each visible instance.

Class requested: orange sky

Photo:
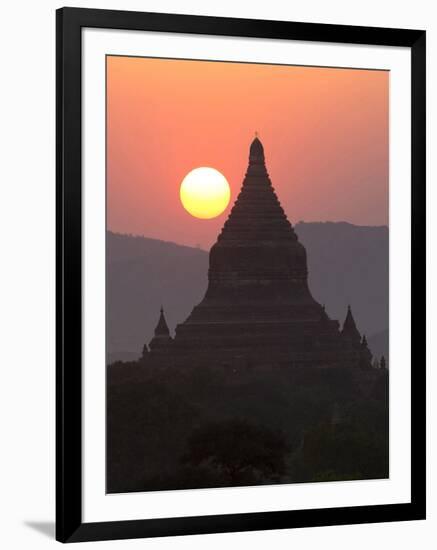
[107,56,388,248]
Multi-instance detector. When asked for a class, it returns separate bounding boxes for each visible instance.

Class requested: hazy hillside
[107,222,388,361]
[295,222,388,343]
[107,232,208,362]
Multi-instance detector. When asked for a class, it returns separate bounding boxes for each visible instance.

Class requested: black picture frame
[56,7,426,543]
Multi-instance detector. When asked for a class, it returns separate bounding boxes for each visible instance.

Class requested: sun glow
[180,167,231,219]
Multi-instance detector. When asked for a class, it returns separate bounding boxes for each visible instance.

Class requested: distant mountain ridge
[107,222,388,362]
[107,232,209,362]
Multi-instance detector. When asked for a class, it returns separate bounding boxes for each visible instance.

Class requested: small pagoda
[142,307,172,357]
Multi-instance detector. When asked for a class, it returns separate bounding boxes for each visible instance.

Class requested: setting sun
[179,167,231,220]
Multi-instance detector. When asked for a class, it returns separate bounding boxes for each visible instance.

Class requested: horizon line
[107,221,389,251]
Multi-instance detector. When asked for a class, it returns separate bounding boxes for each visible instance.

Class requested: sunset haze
[107,56,388,248]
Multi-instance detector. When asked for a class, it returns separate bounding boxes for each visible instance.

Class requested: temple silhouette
[141,137,372,370]
[107,137,388,494]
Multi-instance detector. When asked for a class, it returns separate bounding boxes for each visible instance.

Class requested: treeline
[107,362,388,493]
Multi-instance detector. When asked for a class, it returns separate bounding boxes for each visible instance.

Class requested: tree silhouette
[182,419,289,485]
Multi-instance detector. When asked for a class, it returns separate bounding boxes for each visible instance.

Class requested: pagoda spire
[341,305,361,346]
[155,306,170,336]
[149,306,172,352]
[216,137,297,245]
[248,135,265,166]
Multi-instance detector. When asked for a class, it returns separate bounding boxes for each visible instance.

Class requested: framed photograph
[56,7,426,543]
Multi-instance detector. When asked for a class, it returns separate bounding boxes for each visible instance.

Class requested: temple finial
[341,304,361,346]
[249,134,265,164]
[153,306,170,337]
[149,305,173,352]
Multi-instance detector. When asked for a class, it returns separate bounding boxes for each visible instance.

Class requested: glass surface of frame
[56,7,426,543]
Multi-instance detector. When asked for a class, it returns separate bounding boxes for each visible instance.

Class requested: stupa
[146,137,371,368]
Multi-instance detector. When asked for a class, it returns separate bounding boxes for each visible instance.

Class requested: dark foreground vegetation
[107,362,388,493]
